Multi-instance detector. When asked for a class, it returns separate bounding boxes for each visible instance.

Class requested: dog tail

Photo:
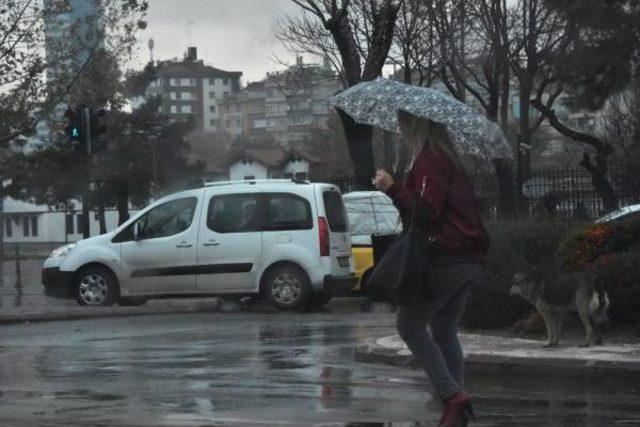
[590,290,610,327]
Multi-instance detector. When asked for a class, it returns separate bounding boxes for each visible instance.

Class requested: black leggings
[396,264,482,399]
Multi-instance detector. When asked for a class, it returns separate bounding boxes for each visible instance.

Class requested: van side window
[137,197,198,240]
[208,194,261,233]
[114,197,197,242]
[323,191,348,232]
[265,194,312,231]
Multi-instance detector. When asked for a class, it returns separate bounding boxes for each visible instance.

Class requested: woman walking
[372,112,489,427]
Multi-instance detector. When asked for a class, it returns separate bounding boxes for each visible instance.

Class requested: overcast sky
[130,0,303,84]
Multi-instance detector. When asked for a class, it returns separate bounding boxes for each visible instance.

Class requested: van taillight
[318,217,330,256]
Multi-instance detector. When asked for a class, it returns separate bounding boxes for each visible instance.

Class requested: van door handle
[176,243,193,248]
[203,240,220,247]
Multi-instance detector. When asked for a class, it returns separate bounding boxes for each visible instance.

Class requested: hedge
[462,220,581,329]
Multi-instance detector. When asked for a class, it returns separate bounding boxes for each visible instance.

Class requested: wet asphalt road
[2,300,640,427]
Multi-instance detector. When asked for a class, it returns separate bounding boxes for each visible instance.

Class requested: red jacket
[385,146,489,264]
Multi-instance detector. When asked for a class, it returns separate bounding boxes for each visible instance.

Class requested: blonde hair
[399,111,463,170]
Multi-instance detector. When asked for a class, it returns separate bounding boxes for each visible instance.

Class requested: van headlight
[51,243,76,258]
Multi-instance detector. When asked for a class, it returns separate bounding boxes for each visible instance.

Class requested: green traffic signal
[65,106,84,142]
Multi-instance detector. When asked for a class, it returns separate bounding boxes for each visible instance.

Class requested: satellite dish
[522,177,552,199]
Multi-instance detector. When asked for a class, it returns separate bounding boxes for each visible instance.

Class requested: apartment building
[220,57,341,146]
[146,47,243,132]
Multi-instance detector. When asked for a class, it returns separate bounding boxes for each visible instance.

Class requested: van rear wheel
[263,266,312,311]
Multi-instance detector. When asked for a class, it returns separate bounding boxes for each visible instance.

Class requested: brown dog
[510,268,610,347]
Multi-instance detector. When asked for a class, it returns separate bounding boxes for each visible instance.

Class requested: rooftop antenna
[186,19,195,45]
[148,38,155,63]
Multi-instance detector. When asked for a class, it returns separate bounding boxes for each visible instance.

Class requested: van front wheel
[74,266,118,306]
[263,266,312,311]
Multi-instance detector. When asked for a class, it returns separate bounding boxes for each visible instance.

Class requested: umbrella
[330,77,513,160]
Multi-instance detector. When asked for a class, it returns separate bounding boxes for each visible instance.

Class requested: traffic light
[64,106,85,144]
[89,108,108,153]
[90,109,107,139]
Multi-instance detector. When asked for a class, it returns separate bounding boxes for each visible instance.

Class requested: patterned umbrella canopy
[330,77,514,160]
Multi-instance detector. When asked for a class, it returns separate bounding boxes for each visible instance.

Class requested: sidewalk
[355,333,640,380]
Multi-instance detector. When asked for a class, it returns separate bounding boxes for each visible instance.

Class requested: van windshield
[323,191,348,232]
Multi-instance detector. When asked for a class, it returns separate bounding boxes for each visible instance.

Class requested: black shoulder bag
[365,179,435,305]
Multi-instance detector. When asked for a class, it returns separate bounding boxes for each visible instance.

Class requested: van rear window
[323,191,348,232]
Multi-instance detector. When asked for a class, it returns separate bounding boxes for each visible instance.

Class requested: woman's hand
[372,169,395,191]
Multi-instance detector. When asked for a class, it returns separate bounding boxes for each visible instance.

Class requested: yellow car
[351,244,374,292]
[343,191,401,292]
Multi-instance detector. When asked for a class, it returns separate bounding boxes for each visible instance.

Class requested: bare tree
[389,0,440,86]
[279,0,401,190]
[0,0,148,146]
[603,82,640,169]
[422,0,518,216]
[276,13,347,87]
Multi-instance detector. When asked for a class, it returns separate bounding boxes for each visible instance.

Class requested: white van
[42,180,357,310]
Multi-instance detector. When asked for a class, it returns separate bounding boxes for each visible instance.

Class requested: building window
[66,215,74,234]
[170,78,178,86]
[77,214,84,235]
[210,119,217,127]
[31,217,38,237]
[209,91,216,98]
[223,78,229,85]
[209,78,216,85]
[170,105,177,114]
[209,105,216,113]
[170,92,177,100]
[223,91,229,98]
[190,78,197,86]
[23,217,30,237]
[181,92,191,100]
[5,218,12,238]
[180,105,192,114]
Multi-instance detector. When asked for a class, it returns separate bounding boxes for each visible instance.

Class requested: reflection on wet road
[1,305,640,426]
[1,259,80,310]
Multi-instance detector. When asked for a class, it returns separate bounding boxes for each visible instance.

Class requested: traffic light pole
[81,107,92,239]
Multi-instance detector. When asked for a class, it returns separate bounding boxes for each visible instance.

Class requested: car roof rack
[204,179,310,187]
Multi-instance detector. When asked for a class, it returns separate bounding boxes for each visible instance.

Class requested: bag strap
[408,176,427,232]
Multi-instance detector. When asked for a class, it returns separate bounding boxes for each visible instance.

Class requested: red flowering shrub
[559,223,614,271]
[559,214,640,329]
[559,215,640,271]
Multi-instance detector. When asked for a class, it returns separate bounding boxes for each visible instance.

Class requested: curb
[0,301,224,325]
[354,338,640,381]
[0,296,366,326]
